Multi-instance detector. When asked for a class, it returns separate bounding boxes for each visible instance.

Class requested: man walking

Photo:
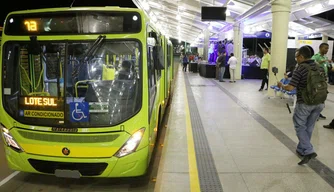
[278,45,327,165]
[259,47,271,91]
[182,54,188,72]
[217,52,227,82]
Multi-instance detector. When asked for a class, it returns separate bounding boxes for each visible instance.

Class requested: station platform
[155,65,334,192]
[1,63,334,192]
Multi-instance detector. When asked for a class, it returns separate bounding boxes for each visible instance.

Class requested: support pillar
[203,29,210,61]
[268,0,291,96]
[322,34,328,43]
[233,23,243,80]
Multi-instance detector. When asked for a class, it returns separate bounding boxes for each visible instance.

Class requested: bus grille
[28,159,108,176]
[18,130,120,143]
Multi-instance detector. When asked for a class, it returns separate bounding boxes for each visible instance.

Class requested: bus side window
[148,46,156,117]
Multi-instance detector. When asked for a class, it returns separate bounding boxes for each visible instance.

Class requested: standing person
[217,52,227,82]
[312,43,332,120]
[194,53,199,63]
[278,45,327,165]
[182,54,188,72]
[215,52,220,80]
[228,53,238,83]
[259,47,271,91]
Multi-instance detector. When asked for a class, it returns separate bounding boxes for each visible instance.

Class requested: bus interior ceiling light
[114,128,145,158]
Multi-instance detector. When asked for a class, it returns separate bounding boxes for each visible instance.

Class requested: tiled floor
[155,67,334,192]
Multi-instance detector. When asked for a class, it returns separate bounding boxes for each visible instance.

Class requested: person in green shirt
[259,47,271,91]
[311,43,332,120]
[312,43,332,77]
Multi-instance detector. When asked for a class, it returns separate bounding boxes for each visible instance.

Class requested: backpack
[300,63,328,105]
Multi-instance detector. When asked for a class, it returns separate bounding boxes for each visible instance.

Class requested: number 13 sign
[24,20,37,31]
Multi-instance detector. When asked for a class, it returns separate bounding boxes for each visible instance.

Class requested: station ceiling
[132,0,334,45]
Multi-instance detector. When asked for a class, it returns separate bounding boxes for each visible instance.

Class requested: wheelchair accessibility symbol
[70,102,89,122]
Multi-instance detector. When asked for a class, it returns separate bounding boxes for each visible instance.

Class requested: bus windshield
[2,40,142,127]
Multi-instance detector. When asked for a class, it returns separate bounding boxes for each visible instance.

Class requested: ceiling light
[152,17,158,22]
[226,10,231,16]
[178,6,186,11]
[256,26,263,31]
[299,0,313,5]
[244,26,251,33]
[306,3,323,14]
[142,1,150,11]
[149,1,161,8]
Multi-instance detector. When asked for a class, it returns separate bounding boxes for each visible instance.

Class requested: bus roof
[6,7,144,16]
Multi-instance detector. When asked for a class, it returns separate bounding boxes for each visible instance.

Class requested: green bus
[0,7,174,178]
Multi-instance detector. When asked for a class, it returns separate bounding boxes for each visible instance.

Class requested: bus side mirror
[149,31,158,42]
[153,46,164,70]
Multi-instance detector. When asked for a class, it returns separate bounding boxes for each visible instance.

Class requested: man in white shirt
[228,53,238,82]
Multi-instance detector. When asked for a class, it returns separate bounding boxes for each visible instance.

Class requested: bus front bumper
[4,145,149,178]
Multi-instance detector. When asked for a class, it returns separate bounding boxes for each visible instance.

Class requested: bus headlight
[115,128,145,158]
[1,125,23,152]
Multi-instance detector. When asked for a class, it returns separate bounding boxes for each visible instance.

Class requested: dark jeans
[219,67,226,81]
[183,63,188,72]
[328,70,334,84]
[260,69,268,89]
[293,103,325,155]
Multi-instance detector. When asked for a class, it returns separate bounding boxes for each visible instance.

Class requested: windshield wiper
[83,35,106,62]
[72,35,106,77]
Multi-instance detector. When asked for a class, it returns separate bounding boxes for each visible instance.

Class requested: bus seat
[102,65,115,80]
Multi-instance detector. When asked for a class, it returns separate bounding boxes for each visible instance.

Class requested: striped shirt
[289,60,319,103]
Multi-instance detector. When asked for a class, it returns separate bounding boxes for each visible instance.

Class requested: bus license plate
[55,169,81,178]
